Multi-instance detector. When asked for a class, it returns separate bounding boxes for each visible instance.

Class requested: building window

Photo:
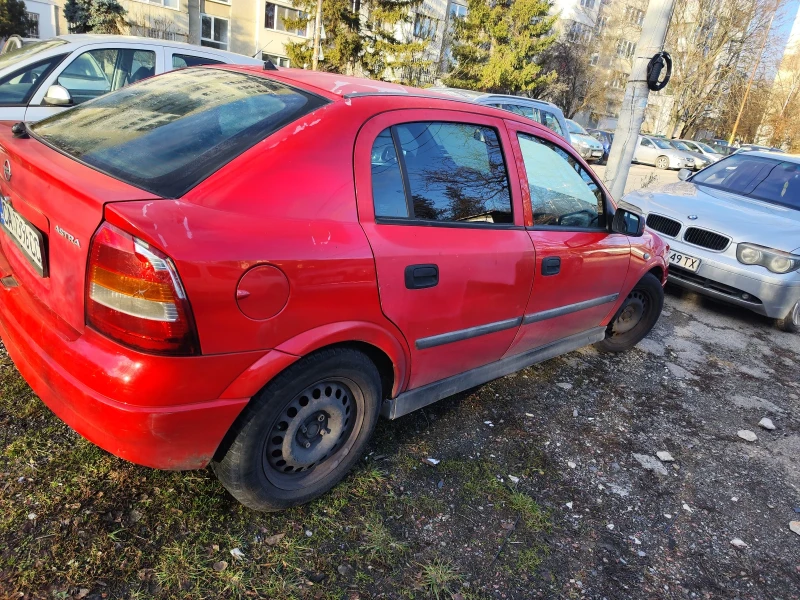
[580,0,595,8]
[449,2,467,19]
[265,3,308,37]
[263,53,290,67]
[595,15,608,34]
[138,0,179,7]
[567,21,592,44]
[624,6,645,27]
[616,39,635,58]
[413,14,437,40]
[610,71,627,89]
[589,52,599,66]
[26,12,39,38]
[201,14,229,50]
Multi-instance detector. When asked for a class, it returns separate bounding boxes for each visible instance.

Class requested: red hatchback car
[0,66,668,510]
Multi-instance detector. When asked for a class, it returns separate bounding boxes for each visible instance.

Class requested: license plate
[669,251,700,272]
[592,150,603,156]
[0,196,47,276]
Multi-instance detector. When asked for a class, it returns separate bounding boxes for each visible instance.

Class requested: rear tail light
[86,222,199,355]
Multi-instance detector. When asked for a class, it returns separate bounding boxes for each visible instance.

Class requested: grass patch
[420,558,462,600]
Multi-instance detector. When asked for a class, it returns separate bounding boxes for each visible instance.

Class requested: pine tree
[444,0,558,94]
[282,0,427,79]
[65,0,126,34]
[64,0,93,33]
[0,0,33,38]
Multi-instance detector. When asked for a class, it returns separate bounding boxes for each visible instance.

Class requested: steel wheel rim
[657,157,668,169]
[612,289,649,336]
[262,377,364,491]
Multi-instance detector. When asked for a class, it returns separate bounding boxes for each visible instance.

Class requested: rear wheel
[212,348,382,511]
[595,273,664,352]
[776,301,800,333]
[655,156,670,170]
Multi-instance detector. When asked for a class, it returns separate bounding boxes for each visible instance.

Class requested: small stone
[632,453,668,476]
[664,514,672,519]
[567,461,577,469]
[264,533,285,546]
[130,510,142,523]
[230,548,245,560]
[573,408,579,417]
[557,382,573,390]
[213,561,228,572]
[337,564,354,577]
[525,413,535,417]
[423,458,440,466]
[305,530,313,537]
[731,497,739,502]
[27,513,36,520]
[607,523,615,530]
[437,480,444,489]
[656,451,674,462]
[737,430,757,442]
[730,538,748,549]
[484,421,494,427]
[565,502,573,509]
[758,418,775,431]
[508,475,520,484]
[790,521,800,536]
[76,589,89,599]
[682,503,693,513]
[637,550,647,557]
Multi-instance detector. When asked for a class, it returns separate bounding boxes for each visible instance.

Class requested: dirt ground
[1,284,799,599]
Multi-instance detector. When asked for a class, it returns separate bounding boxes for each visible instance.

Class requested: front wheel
[211,348,382,511]
[776,301,800,333]
[595,273,664,352]
[655,156,670,170]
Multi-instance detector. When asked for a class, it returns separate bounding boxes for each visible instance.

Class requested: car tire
[595,273,664,353]
[655,156,670,170]
[211,347,382,511]
[775,302,800,333]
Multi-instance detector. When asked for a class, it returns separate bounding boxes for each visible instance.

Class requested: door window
[58,48,156,105]
[641,138,653,147]
[0,55,64,105]
[371,122,513,224]
[497,103,543,124]
[172,53,224,68]
[517,133,605,229]
[540,110,564,136]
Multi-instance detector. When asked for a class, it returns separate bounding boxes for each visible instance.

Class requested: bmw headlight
[736,243,800,274]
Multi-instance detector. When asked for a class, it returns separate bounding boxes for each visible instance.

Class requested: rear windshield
[30,68,328,197]
[691,154,800,210]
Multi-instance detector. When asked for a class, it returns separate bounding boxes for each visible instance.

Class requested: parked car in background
[428,87,571,142]
[1,35,37,55]
[566,119,604,162]
[675,139,724,164]
[588,128,614,165]
[732,144,785,154]
[701,138,734,156]
[628,151,800,333]
[0,34,264,122]
[634,135,696,170]
[668,139,712,170]
[0,66,668,511]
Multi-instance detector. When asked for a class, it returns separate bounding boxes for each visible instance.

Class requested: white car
[633,135,696,170]
[0,34,264,122]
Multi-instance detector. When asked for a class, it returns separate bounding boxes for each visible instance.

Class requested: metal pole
[728,9,777,145]
[603,0,676,200]
[311,0,323,70]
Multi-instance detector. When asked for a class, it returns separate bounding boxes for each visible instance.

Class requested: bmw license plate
[0,196,47,276]
[591,150,603,157]
[669,251,700,272]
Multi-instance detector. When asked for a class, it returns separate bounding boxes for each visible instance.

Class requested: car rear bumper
[0,248,260,470]
[665,240,800,320]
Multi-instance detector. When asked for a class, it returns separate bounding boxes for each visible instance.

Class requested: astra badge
[687,215,698,220]
[55,225,80,248]
[3,160,10,182]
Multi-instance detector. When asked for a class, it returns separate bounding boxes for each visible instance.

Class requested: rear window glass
[30,68,327,197]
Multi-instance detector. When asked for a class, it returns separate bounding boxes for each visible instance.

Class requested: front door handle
[405,264,439,289]
[542,256,561,276]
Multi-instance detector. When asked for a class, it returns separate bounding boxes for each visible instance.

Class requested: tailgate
[0,123,159,332]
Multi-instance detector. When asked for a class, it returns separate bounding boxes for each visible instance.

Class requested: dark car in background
[589,129,614,165]
[701,138,734,156]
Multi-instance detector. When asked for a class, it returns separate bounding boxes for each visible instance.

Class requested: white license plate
[669,251,701,272]
[592,150,603,156]
[0,196,46,276]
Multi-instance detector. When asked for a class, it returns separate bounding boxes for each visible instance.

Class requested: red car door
[354,109,535,390]
[503,120,631,356]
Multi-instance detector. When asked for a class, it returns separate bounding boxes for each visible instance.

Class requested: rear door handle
[405,264,439,289]
[542,256,561,276]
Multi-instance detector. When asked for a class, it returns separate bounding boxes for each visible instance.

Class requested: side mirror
[43,84,73,107]
[677,168,692,181]
[611,208,646,237]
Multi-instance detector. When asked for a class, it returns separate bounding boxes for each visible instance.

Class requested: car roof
[732,150,800,162]
[424,86,562,110]
[3,34,263,66]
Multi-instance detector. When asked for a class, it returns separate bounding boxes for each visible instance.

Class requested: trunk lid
[0,123,160,332]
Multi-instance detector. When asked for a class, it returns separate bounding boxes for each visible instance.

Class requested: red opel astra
[0,66,668,510]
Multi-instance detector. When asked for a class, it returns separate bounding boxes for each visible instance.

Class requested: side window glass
[517,133,605,229]
[395,122,512,224]
[59,49,156,105]
[0,56,63,106]
[540,110,564,136]
[641,138,651,147]
[372,129,409,218]
[172,54,224,69]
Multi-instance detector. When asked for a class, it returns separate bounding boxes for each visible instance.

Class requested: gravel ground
[1,284,799,599]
